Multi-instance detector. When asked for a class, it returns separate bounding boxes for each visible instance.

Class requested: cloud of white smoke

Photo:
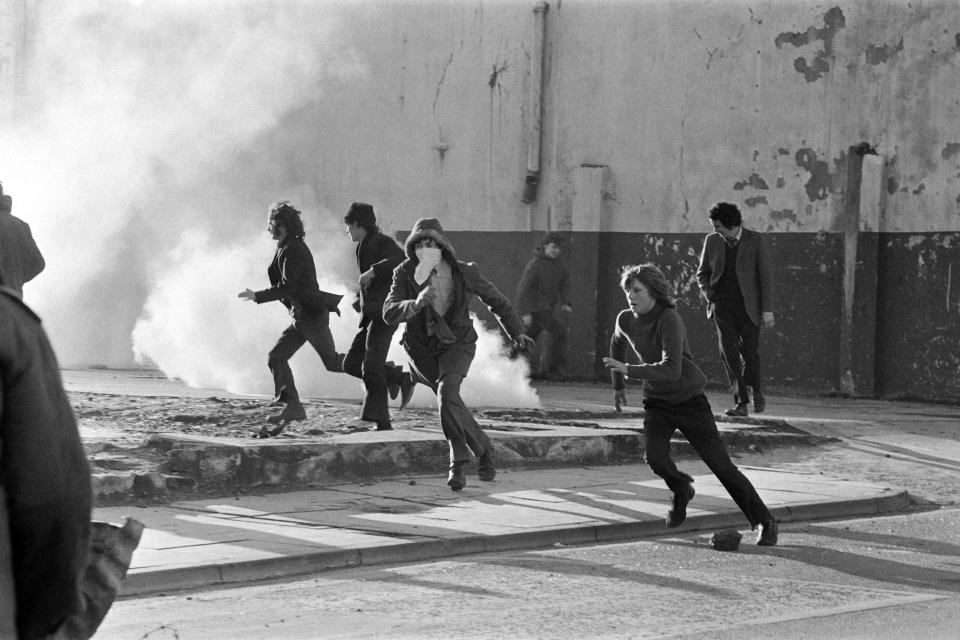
[1,0,540,409]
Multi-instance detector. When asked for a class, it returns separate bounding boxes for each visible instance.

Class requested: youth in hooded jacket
[382,218,534,491]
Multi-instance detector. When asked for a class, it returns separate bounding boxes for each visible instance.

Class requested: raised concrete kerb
[118,490,915,597]
[95,421,834,503]
[118,428,647,498]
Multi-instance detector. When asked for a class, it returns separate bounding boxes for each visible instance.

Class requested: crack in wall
[432,52,455,155]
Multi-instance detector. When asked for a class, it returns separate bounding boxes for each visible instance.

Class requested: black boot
[478,448,496,482]
[447,461,466,491]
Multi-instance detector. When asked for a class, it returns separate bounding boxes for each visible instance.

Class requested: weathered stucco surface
[3,1,959,398]
[383,1,959,398]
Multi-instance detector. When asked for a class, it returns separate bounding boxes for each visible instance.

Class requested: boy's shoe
[478,448,496,481]
[666,484,695,528]
[756,519,779,546]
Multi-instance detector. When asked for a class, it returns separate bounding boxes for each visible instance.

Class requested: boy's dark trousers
[642,394,772,527]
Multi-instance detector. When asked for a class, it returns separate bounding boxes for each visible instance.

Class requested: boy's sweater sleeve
[609,312,628,390]
[625,311,683,382]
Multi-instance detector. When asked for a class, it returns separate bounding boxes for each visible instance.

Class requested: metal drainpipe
[522,0,548,206]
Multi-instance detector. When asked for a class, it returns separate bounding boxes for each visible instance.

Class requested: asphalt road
[96,506,960,640]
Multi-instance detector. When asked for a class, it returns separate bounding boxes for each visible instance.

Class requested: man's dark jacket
[355,231,404,318]
[254,235,342,315]
[0,287,91,639]
[0,206,45,298]
[695,227,775,326]
[515,250,569,314]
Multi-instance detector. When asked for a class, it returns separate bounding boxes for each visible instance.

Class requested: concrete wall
[0,0,19,121]
[5,0,960,399]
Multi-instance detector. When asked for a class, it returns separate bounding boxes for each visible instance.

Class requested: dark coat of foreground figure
[0,287,92,639]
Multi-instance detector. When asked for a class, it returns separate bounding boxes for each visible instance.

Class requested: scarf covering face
[414,246,442,284]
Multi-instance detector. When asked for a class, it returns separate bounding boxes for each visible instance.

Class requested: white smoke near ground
[131,225,541,408]
[1,1,540,409]
[2,0,364,365]
[130,225,367,399]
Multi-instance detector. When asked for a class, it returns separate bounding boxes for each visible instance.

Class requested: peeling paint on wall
[941,142,960,160]
[744,195,768,207]
[865,38,903,65]
[733,173,769,190]
[770,208,797,223]
[795,147,832,200]
[774,6,846,82]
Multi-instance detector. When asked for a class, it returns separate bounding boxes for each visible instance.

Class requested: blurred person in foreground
[513,231,572,380]
[383,218,534,491]
[1,286,92,639]
[239,201,344,436]
[603,263,778,546]
[342,202,416,431]
[0,182,46,300]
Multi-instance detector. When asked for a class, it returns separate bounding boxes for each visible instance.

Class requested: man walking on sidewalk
[696,202,775,417]
[239,201,344,436]
[342,202,416,431]
[604,263,777,546]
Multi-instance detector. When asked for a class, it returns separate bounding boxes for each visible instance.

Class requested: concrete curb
[95,424,836,505]
[119,489,915,597]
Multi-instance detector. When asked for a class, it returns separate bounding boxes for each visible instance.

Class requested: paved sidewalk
[99,462,911,597]
[65,370,954,597]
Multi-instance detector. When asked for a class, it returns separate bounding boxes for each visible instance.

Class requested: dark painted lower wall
[875,232,960,401]
[396,230,960,402]
[592,232,845,397]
